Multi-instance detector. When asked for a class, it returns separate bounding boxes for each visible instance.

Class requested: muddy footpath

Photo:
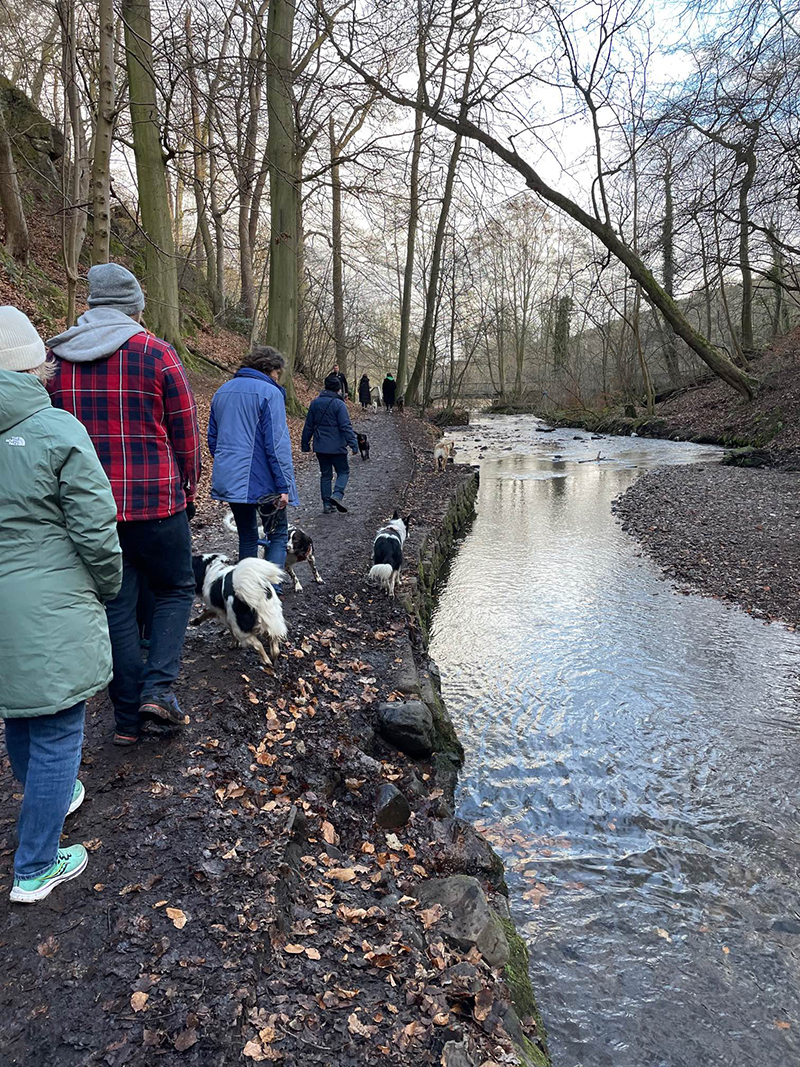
[0,412,548,1067]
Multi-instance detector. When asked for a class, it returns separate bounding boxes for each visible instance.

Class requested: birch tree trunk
[122,0,185,355]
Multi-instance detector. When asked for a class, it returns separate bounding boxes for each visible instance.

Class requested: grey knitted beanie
[87,263,145,315]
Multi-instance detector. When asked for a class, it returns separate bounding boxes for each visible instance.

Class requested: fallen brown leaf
[131,991,149,1012]
[327,868,356,882]
[173,1029,199,1051]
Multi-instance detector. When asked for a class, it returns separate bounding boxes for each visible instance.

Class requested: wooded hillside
[0,0,798,410]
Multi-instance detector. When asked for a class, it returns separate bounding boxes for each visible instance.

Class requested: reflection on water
[430,415,800,1067]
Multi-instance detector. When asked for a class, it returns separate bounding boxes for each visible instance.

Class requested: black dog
[357,432,370,461]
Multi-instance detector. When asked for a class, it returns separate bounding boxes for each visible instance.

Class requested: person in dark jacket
[382,373,397,411]
[358,374,371,409]
[331,363,349,399]
[302,375,359,513]
[0,307,122,902]
[208,346,298,562]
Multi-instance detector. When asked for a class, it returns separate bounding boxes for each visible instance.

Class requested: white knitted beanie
[0,307,47,371]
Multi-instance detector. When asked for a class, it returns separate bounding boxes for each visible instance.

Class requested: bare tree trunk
[122,0,185,355]
[661,157,681,386]
[91,0,115,265]
[208,114,225,311]
[329,116,347,383]
[396,43,425,394]
[768,225,790,338]
[59,0,90,326]
[30,16,60,109]
[0,100,29,263]
[633,287,655,414]
[739,148,757,352]
[265,0,301,412]
[295,172,307,374]
[405,133,462,406]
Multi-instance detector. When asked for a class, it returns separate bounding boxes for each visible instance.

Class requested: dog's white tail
[369,563,394,590]
[224,509,267,540]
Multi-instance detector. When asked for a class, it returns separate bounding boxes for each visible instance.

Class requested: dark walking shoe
[331,496,348,513]
[113,732,139,746]
[138,694,187,726]
[323,504,334,514]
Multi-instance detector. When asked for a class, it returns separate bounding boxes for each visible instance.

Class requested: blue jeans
[106,511,195,736]
[317,453,350,505]
[230,501,289,567]
[4,702,85,878]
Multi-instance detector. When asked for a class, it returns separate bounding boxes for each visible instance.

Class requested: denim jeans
[230,501,289,567]
[317,452,350,505]
[105,511,195,736]
[4,701,85,878]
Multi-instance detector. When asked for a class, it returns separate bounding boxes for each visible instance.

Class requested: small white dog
[192,553,287,665]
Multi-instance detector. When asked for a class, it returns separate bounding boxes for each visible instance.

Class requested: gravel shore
[614,464,800,628]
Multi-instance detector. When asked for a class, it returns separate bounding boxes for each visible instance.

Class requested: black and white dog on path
[223,512,324,593]
[191,554,288,665]
[369,511,412,598]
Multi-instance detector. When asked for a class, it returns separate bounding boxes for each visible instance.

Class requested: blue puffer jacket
[208,368,298,505]
[301,389,359,456]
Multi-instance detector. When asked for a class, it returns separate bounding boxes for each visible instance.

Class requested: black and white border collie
[369,511,412,597]
[223,512,324,593]
[191,553,287,665]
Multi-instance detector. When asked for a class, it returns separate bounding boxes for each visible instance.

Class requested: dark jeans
[4,701,85,878]
[230,501,289,567]
[106,511,195,736]
[317,452,349,505]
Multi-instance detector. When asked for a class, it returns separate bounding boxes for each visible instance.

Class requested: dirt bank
[614,464,800,628]
[0,412,548,1067]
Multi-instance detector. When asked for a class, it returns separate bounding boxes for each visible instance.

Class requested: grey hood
[46,307,144,363]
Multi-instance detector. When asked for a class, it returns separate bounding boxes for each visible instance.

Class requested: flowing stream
[429,414,800,1067]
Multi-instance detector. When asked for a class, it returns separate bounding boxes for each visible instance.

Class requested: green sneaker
[10,845,88,903]
[67,780,85,816]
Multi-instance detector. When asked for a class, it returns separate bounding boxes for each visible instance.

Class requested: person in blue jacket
[302,374,359,513]
[208,346,298,561]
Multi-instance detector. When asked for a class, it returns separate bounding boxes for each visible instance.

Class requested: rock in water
[377,700,435,757]
[414,875,510,968]
[374,783,411,828]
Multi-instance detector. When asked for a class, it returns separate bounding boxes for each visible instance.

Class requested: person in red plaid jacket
[47,263,201,745]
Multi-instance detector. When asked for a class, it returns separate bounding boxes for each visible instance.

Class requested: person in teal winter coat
[0,308,122,903]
